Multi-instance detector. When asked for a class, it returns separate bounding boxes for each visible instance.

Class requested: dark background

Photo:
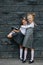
[0,0,43,59]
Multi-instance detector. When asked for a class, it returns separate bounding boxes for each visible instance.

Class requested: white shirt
[20,22,34,35]
[20,25,27,35]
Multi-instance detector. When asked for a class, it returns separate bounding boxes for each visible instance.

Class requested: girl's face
[27,14,34,23]
[22,19,27,25]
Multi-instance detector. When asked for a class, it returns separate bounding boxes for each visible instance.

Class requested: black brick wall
[0,0,43,59]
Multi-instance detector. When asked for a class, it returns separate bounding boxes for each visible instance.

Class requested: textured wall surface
[0,0,43,59]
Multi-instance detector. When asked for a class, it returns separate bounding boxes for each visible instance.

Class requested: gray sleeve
[25,28,33,36]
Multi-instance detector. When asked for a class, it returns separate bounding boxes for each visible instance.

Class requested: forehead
[27,14,33,18]
[22,19,26,21]
[22,19,26,22]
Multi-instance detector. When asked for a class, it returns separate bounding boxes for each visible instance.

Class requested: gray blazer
[23,27,34,48]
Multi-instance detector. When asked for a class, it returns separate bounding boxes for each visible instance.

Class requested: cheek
[25,22,27,24]
[29,19,32,21]
[29,18,33,21]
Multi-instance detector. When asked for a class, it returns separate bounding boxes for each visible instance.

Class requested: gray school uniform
[23,27,34,48]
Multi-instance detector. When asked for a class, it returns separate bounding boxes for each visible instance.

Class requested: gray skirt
[22,28,34,48]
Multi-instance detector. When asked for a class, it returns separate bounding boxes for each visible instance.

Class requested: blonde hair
[27,12,37,26]
[27,12,36,19]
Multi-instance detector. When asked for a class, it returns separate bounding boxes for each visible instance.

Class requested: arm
[21,23,34,28]
[7,29,20,38]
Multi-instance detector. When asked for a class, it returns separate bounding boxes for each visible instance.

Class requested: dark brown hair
[21,16,27,25]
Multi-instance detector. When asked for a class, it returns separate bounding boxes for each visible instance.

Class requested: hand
[13,30,19,32]
[7,32,13,39]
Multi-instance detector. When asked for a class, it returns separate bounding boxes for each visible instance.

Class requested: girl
[21,13,36,63]
[7,17,27,61]
[7,17,27,39]
[7,13,36,63]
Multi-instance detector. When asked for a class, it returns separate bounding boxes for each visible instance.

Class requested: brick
[35,50,41,58]
[0,0,43,59]
[34,5,43,12]
[33,37,43,50]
